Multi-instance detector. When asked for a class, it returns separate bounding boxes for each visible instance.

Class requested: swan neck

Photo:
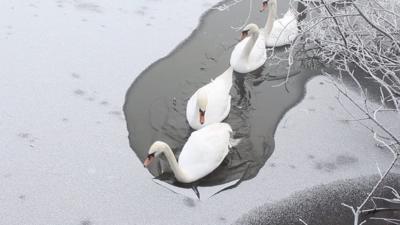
[265,3,277,35]
[192,102,200,127]
[241,32,258,61]
[162,145,190,182]
[220,67,233,84]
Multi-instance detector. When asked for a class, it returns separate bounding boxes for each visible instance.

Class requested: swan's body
[230,24,267,73]
[144,123,236,183]
[186,67,233,130]
[261,0,298,47]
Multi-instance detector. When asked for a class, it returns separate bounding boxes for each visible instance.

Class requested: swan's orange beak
[143,153,155,167]
[199,109,205,125]
[260,2,267,12]
[240,31,248,40]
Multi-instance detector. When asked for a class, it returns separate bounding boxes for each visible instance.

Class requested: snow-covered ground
[1,1,399,225]
[0,1,221,224]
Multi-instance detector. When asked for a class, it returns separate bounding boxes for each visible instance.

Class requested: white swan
[143,123,237,183]
[260,0,299,47]
[186,67,233,130]
[230,23,267,73]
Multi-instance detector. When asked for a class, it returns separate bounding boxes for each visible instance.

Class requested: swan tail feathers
[229,138,242,148]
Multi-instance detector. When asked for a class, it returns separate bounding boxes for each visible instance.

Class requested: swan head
[143,141,169,167]
[260,0,276,12]
[240,23,259,40]
[197,89,208,125]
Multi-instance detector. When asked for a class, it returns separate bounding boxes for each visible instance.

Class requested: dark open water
[124,0,316,189]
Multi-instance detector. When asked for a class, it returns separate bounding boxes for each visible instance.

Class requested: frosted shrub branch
[294,0,400,110]
[286,0,400,224]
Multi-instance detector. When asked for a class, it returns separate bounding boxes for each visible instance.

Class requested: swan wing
[266,10,299,47]
[178,123,232,181]
[204,86,231,126]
